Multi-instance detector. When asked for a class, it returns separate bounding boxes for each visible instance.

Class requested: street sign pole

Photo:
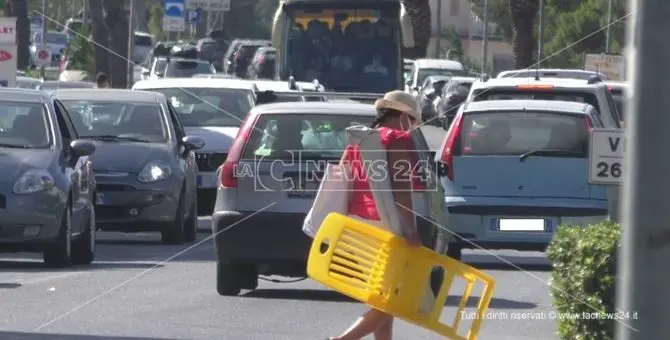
[40,0,46,79]
[617,0,670,338]
[587,128,624,222]
[127,0,134,88]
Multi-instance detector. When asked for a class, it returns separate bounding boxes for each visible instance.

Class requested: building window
[450,0,460,16]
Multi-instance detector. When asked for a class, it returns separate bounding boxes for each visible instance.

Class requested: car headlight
[137,160,171,183]
[13,169,55,194]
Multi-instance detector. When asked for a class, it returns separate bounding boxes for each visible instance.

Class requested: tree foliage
[468,0,627,70]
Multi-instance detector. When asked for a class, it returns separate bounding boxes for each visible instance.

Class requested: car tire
[216,261,242,296]
[184,195,197,243]
[238,264,258,290]
[161,191,185,245]
[43,201,72,268]
[71,205,96,265]
[447,244,462,261]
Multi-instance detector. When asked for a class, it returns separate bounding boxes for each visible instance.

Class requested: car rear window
[135,35,153,46]
[472,89,601,112]
[242,114,374,160]
[165,61,213,77]
[458,111,589,157]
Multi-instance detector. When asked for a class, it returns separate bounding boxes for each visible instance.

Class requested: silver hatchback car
[212,102,450,295]
[436,100,609,258]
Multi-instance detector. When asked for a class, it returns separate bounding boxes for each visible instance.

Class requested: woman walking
[328,90,423,340]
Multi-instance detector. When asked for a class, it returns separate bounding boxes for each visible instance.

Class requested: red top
[345,127,425,221]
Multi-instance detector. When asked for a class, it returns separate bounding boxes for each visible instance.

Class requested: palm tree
[509,0,539,68]
[5,0,30,69]
[89,0,109,75]
[103,0,128,88]
[402,0,431,59]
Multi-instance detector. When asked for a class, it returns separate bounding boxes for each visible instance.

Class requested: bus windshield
[285,8,400,93]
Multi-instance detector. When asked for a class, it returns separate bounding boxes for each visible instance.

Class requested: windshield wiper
[519,149,583,162]
[84,135,150,143]
[0,143,31,149]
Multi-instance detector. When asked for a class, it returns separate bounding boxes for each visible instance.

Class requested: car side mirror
[70,139,95,157]
[181,135,205,151]
[141,69,150,76]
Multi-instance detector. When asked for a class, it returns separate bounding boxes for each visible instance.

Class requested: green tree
[542,0,627,68]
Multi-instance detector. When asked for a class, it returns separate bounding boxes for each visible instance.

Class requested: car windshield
[458,111,589,157]
[34,32,68,44]
[148,87,254,127]
[286,8,401,93]
[39,82,94,90]
[0,101,51,148]
[243,114,375,160]
[61,100,169,143]
[472,89,602,112]
[164,60,214,77]
[417,68,466,85]
[134,34,152,46]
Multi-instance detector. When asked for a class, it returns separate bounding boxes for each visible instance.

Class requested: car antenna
[534,60,540,81]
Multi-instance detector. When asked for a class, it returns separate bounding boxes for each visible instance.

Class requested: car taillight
[585,115,593,132]
[257,56,265,64]
[440,112,464,180]
[219,113,258,188]
[234,51,241,60]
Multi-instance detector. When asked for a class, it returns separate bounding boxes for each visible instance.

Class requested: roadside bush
[65,30,95,75]
[546,221,620,340]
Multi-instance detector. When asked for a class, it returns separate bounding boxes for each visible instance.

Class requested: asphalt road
[0,217,558,340]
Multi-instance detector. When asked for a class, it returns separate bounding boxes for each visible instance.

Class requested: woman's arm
[386,139,420,245]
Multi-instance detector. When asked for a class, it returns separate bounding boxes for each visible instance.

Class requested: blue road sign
[186,9,202,24]
[163,0,185,31]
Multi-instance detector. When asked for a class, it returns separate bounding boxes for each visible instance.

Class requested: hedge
[546,221,620,340]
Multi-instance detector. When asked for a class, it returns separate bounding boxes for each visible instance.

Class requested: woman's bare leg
[331,308,392,340]
[373,317,393,340]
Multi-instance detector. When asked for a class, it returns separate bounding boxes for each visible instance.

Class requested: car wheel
[447,244,462,261]
[238,264,258,290]
[216,261,242,296]
[43,201,72,268]
[184,195,197,243]
[161,191,185,245]
[71,204,96,265]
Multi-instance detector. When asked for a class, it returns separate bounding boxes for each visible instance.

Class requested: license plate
[498,219,546,232]
[96,192,105,205]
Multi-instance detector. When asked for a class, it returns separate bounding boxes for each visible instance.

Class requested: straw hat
[374,90,421,121]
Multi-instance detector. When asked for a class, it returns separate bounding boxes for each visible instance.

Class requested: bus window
[285,8,400,93]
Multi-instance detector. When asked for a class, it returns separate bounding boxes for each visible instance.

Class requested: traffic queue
[0,66,625,301]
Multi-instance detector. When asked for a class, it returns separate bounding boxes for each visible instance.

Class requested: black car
[55,89,205,245]
[247,47,277,79]
[0,88,96,268]
[225,40,272,78]
[435,76,476,128]
[196,37,226,71]
[418,75,451,125]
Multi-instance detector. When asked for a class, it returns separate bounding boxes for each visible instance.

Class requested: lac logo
[0,50,12,61]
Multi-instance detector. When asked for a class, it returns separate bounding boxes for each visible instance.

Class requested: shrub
[546,221,620,340]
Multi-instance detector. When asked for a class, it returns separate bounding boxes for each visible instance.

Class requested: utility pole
[617,0,670,338]
[39,0,46,79]
[481,0,489,72]
[435,0,441,58]
[537,0,544,67]
[127,0,134,88]
[605,0,613,53]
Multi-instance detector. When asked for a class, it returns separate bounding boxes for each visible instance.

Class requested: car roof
[167,57,207,63]
[425,75,452,82]
[0,88,49,102]
[53,89,163,103]
[471,77,603,90]
[253,80,300,91]
[40,81,95,87]
[17,76,42,82]
[133,77,254,90]
[497,68,604,78]
[415,59,464,69]
[449,76,477,83]
[463,100,593,114]
[252,102,376,115]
